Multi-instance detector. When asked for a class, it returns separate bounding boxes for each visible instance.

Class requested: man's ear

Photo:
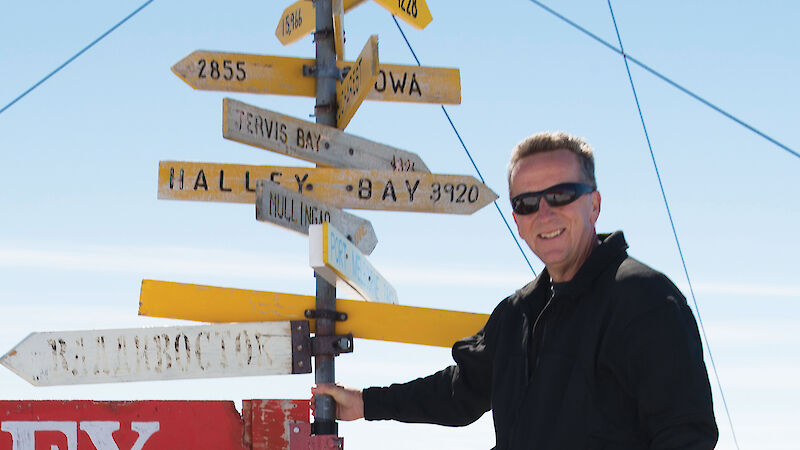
[590,191,601,223]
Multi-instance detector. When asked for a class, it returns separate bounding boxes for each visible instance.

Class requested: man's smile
[538,228,565,239]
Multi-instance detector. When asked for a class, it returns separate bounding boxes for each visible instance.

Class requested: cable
[0,0,156,116]
[527,0,799,161]
[606,2,739,448]
[391,15,537,277]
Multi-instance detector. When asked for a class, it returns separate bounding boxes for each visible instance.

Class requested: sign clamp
[303,64,349,80]
[312,333,354,357]
[305,308,348,322]
[292,320,313,374]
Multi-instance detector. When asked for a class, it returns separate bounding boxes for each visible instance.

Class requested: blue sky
[1,1,798,448]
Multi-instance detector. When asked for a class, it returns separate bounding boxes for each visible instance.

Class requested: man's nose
[536,198,555,218]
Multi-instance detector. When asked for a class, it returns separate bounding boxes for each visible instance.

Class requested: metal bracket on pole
[302,65,350,81]
[311,333,354,357]
[305,308,348,322]
[312,28,334,41]
[290,422,344,450]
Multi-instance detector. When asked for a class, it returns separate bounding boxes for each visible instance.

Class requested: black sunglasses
[510,182,595,215]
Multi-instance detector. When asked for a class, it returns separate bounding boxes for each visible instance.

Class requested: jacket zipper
[529,293,554,374]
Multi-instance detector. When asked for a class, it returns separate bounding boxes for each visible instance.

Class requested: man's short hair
[507,131,597,192]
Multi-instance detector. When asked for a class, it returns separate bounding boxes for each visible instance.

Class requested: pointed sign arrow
[373,0,432,29]
[171,51,460,104]
[157,161,499,214]
[223,98,429,172]
[275,0,367,47]
[337,35,379,129]
[139,280,489,348]
[275,0,315,46]
[310,222,397,303]
[256,180,378,255]
[1,322,310,386]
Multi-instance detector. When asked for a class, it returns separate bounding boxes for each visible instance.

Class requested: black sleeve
[362,304,500,427]
[622,293,719,449]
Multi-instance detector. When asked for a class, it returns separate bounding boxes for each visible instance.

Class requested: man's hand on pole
[311,383,365,421]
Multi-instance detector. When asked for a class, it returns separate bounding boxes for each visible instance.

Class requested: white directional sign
[256,180,378,255]
[0,322,310,386]
[223,98,428,172]
[310,222,398,304]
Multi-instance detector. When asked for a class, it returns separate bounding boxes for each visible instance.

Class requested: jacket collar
[518,231,629,301]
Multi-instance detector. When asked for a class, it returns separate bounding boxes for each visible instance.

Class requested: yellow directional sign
[173,51,460,104]
[274,0,367,48]
[223,98,429,171]
[310,222,397,303]
[337,35,379,129]
[171,51,308,96]
[333,0,345,60]
[157,161,499,214]
[275,0,315,45]
[139,280,489,348]
[373,0,432,29]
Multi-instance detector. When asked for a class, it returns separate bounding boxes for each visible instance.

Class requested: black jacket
[363,232,718,449]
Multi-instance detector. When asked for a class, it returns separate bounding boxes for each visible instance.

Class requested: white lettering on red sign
[0,421,159,450]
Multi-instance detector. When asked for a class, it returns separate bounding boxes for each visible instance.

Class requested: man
[313,132,718,449]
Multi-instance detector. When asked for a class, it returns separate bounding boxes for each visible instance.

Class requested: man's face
[510,149,601,281]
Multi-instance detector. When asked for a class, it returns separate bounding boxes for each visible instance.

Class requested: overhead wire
[605,2,739,448]
[391,16,538,277]
[0,0,156,117]
[527,0,799,161]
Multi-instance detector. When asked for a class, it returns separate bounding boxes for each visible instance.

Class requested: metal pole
[313,0,338,437]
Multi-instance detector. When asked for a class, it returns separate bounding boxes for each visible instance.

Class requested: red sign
[243,399,310,450]
[0,400,247,449]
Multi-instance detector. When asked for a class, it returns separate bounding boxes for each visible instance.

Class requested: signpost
[223,98,429,172]
[310,222,398,303]
[157,161,498,214]
[139,280,489,348]
[336,35,379,129]
[0,400,248,450]
[372,0,433,29]
[256,180,378,255]
[1,322,311,386]
[0,1,492,447]
[172,51,460,104]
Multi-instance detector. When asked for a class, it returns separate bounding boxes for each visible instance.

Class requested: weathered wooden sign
[172,51,460,104]
[0,400,248,450]
[275,0,315,45]
[373,0,432,29]
[256,180,378,254]
[310,222,397,303]
[222,98,428,172]
[157,161,498,214]
[337,35,379,128]
[1,322,310,386]
[139,280,489,348]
